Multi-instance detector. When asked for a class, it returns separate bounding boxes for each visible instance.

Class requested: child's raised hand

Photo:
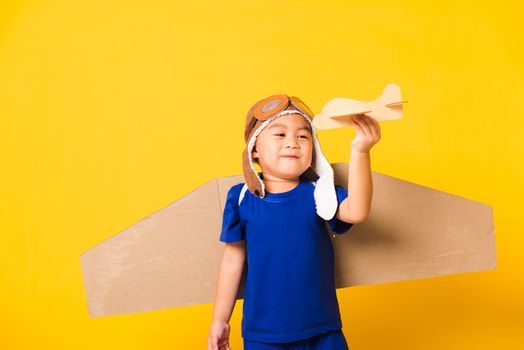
[350,113,381,153]
[208,320,232,350]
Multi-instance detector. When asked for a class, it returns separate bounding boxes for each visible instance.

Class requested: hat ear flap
[252,145,258,164]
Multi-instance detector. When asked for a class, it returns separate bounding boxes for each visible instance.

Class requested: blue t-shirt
[219,176,354,343]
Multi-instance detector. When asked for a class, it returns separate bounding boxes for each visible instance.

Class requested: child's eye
[273,133,309,139]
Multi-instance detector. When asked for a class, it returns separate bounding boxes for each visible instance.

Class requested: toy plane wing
[312,83,409,130]
[80,163,496,317]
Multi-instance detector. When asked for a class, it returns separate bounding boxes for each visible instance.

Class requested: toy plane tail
[380,83,408,107]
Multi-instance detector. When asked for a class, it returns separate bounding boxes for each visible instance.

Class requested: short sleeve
[219,185,246,243]
[326,185,354,235]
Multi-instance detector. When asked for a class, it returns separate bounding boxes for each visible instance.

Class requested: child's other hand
[208,320,231,350]
[350,113,381,153]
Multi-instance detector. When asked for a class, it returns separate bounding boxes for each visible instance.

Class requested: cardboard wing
[80,162,496,318]
[312,83,409,130]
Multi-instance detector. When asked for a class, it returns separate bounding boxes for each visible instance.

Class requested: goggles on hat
[244,95,315,141]
[252,94,314,121]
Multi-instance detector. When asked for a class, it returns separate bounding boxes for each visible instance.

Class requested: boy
[208,94,379,350]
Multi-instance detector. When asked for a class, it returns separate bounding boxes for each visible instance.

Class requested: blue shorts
[243,329,349,350]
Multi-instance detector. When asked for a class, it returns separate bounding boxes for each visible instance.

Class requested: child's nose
[284,136,300,146]
[284,140,299,148]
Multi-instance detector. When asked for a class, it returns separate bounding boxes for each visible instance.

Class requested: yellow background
[1,0,522,349]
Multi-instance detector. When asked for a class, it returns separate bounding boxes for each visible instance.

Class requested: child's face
[252,113,313,180]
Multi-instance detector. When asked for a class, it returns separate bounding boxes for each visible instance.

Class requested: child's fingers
[364,113,381,139]
[209,335,219,350]
[351,117,364,134]
[351,117,363,132]
[359,114,379,140]
[358,114,373,133]
[218,338,229,349]
[352,115,371,137]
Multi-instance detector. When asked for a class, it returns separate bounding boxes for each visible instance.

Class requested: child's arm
[337,114,380,224]
[212,241,246,323]
[208,241,246,349]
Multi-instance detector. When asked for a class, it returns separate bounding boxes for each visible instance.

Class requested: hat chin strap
[246,110,338,220]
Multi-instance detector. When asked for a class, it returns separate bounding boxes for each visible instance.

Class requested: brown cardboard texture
[80,162,496,318]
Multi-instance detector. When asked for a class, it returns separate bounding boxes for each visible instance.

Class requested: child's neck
[261,173,301,194]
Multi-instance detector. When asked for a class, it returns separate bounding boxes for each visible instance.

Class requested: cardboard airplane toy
[80,84,496,318]
[80,164,496,318]
[313,83,408,130]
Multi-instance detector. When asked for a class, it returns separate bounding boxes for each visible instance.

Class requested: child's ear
[252,146,259,164]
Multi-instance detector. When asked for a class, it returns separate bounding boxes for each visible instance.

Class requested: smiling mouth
[282,156,299,159]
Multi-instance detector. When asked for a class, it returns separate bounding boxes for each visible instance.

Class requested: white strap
[238,184,248,206]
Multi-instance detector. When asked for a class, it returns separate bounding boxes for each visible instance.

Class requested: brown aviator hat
[241,94,338,220]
